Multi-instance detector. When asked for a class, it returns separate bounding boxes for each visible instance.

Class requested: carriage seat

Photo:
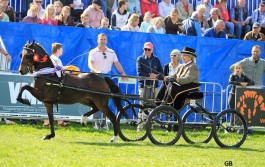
[185,91,204,99]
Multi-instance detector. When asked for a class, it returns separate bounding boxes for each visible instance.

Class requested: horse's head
[19,41,53,75]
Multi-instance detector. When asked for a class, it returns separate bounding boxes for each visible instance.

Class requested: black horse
[17,41,126,142]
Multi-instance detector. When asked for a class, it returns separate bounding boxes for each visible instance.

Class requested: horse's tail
[103,77,127,117]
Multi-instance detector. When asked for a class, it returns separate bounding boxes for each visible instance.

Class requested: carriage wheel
[212,109,247,148]
[182,108,214,144]
[146,105,183,145]
[117,104,149,141]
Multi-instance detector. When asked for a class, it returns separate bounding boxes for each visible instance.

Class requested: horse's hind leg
[81,107,98,126]
[43,102,55,140]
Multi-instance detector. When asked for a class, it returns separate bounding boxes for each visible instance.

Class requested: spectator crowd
[1,0,265,41]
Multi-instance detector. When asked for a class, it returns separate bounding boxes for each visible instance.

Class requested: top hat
[181,47,196,57]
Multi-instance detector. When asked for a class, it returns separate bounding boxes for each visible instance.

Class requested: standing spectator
[214,0,234,37]
[22,4,42,24]
[230,45,265,88]
[228,62,255,110]
[76,12,92,28]
[43,43,71,127]
[196,0,213,19]
[204,19,227,38]
[163,49,181,77]
[196,4,210,34]
[140,0,160,18]
[57,6,74,26]
[230,0,251,39]
[0,4,9,21]
[136,42,163,130]
[244,22,265,41]
[0,0,15,22]
[111,0,130,30]
[27,0,45,18]
[54,1,63,19]
[128,0,141,18]
[121,13,140,32]
[158,0,174,18]
[207,8,222,28]
[41,4,58,25]
[164,8,182,35]
[140,11,152,32]
[252,0,265,35]
[88,33,126,75]
[66,0,84,21]
[147,17,165,34]
[84,0,104,28]
[98,17,110,29]
[176,0,194,21]
[182,11,202,36]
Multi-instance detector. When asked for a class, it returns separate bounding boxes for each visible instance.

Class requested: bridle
[20,46,35,74]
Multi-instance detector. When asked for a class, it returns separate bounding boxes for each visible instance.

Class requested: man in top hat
[244,22,265,41]
[83,0,104,28]
[156,47,200,110]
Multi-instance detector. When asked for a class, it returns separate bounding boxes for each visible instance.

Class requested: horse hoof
[109,136,118,143]
[81,115,87,126]
[42,136,51,140]
[17,98,31,106]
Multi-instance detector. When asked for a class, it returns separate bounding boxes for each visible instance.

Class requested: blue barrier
[1,22,264,89]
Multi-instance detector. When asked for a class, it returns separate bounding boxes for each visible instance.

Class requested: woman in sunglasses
[163,49,181,77]
[27,0,45,19]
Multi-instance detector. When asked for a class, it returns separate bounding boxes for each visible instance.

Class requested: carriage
[18,41,248,148]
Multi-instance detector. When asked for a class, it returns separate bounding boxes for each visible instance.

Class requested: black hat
[181,47,196,57]
[92,0,102,6]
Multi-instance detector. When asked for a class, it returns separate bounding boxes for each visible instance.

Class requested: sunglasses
[171,55,179,57]
[102,52,106,59]
[36,1,42,3]
[144,48,151,51]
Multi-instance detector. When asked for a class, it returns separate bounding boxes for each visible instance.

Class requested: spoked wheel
[117,104,150,141]
[182,108,214,144]
[146,105,183,145]
[212,109,247,148]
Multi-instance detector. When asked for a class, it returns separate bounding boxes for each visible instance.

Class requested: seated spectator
[98,17,109,29]
[140,11,152,32]
[84,0,104,28]
[244,22,265,41]
[182,11,202,36]
[27,0,45,19]
[0,0,15,22]
[128,0,142,18]
[41,4,58,25]
[140,0,160,18]
[158,0,174,18]
[111,0,130,30]
[164,49,181,77]
[0,4,9,22]
[22,4,42,24]
[57,6,74,26]
[54,0,63,19]
[204,19,226,38]
[164,8,182,35]
[66,0,84,22]
[214,0,234,37]
[207,8,222,28]
[252,0,265,35]
[121,13,140,32]
[88,0,107,17]
[196,0,213,19]
[176,0,194,21]
[230,0,251,39]
[76,12,92,28]
[196,4,210,34]
[147,17,165,34]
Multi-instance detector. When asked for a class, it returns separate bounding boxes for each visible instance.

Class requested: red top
[213,4,229,22]
[140,0,160,18]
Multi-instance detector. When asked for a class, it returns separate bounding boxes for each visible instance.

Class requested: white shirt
[50,54,63,66]
[88,47,118,73]
[158,1,175,18]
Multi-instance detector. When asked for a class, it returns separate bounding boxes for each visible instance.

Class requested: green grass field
[0,121,264,167]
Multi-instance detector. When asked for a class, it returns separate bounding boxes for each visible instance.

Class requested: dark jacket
[137,53,163,88]
[229,73,255,94]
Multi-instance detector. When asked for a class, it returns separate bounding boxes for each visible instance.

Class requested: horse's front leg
[16,85,36,106]
[43,102,55,140]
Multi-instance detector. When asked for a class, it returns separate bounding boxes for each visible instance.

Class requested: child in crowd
[228,62,255,109]
[98,17,109,29]
[41,4,58,25]
[140,11,152,32]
